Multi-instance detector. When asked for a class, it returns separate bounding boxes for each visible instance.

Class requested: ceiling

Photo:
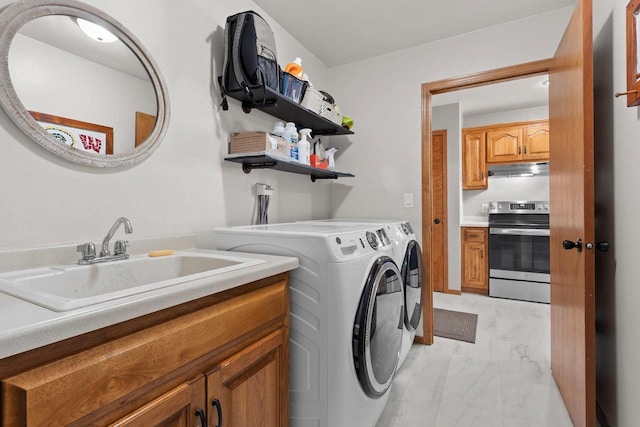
[432,74,550,117]
[253,0,577,68]
[253,0,574,117]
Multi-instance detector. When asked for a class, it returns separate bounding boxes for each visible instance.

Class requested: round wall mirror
[0,0,170,167]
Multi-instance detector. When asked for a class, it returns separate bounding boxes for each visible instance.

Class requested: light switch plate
[404,193,414,208]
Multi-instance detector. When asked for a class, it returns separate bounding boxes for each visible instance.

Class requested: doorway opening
[419,59,552,344]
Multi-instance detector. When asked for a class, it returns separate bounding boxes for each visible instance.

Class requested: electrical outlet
[403,193,414,208]
[481,203,489,213]
[256,183,274,196]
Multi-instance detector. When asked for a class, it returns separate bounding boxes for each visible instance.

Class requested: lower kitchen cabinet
[1,274,290,427]
[461,227,488,295]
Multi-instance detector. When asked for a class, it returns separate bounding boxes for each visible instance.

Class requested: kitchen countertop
[460,217,489,227]
[0,237,298,359]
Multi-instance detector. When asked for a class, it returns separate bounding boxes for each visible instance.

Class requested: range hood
[488,162,549,178]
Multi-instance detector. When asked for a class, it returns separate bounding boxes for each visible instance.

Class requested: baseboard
[414,335,429,345]
[461,286,489,295]
[596,401,610,427]
[446,289,462,295]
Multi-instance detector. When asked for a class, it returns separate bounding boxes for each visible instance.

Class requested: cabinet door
[110,375,207,427]
[462,131,487,189]
[523,122,550,161]
[486,126,523,163]
[461,227,488,294]
[207,329,287,427]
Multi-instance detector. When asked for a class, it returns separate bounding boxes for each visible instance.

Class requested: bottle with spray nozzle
[298,128,312,165]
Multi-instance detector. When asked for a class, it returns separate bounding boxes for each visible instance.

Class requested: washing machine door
[353,256,403,398]
[402,240,424,332]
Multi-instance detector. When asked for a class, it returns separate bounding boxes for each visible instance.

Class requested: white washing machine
[298,219,424,369]
[214,222,403,427]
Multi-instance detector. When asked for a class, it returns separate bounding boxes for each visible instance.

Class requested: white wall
[327,7,574,252]
[463,105,548,128]
[593,1,640,425]
[0,0,331,250]
[433,104,462,291]
[463,176,550,218]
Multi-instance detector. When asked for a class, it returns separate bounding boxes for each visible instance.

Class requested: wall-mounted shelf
[223,85,353,136]
[225,153,355,182]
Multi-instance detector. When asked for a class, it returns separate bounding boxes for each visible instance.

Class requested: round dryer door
[402,240,424,332]
[353,256,403,398]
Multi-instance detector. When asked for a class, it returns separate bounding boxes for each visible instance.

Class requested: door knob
[434,218,440,224]
[596,241,609,252]
[563,238,583,252]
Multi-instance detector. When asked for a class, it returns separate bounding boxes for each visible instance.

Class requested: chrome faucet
[77,217,134,264]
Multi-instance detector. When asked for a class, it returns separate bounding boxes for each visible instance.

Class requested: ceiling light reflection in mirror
[9,14,157,156]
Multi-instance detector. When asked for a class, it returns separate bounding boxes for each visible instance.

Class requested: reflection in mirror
[0,0,169,167]
[10,15,157,155]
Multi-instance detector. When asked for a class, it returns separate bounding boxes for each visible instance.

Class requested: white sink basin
[0,251,264,311]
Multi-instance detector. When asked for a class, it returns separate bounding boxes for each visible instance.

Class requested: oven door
[489,228,550,283]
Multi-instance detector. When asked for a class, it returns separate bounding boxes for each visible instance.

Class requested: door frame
[419,58,553,344]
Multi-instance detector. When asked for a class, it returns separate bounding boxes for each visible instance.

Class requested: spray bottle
[325,147,338,170]
[298,128,312,165]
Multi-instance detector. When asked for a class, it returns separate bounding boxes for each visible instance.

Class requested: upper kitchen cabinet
[523,122,550,160]
[486,126,523,163]
[462,130,487,190]
[486,120,549,164]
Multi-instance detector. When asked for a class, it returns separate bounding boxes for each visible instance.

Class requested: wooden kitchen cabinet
[461,227,488,295]
[523,122,550,160]
[462,130,487,189]
[485,120,549,164]
[1,274,290,427]
[486,125,523,163]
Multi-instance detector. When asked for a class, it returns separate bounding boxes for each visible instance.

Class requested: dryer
[298,219,424,368]
[214,222,403,427]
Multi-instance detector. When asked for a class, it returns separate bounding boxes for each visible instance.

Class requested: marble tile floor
[377,292,574,427]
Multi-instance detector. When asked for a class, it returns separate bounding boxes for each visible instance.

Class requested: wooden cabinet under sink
[0,273,290,427]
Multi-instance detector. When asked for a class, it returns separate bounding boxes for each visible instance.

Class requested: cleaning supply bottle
[271,121,285,137]
[284,57,303,78]
[325,147,338,170]
[283,122,299,160]
[298,128,312,165]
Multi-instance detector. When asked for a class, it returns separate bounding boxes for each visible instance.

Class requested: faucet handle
[114,240,129,256]
[76,243,96,261]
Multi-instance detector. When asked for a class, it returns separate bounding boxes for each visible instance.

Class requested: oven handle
[490,228,550,236]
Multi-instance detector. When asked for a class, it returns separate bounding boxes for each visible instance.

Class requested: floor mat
[433,308,478,343]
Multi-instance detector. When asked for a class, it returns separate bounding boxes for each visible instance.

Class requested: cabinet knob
[434,218,441,225]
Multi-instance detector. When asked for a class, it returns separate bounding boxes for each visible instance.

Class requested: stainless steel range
[488,201,550,303]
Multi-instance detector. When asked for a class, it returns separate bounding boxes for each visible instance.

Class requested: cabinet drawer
[2,280,287,426]
[462,227,487,242]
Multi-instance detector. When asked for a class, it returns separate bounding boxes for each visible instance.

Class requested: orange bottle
[284,57,303,78]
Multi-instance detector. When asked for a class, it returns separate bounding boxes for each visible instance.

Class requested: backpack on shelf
[219,11,279,110]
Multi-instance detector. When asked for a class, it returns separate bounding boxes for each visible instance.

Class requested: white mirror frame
[0,0,170,167]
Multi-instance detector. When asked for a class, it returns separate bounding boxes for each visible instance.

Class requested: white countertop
[460,216,489,227]
[0,243,298,359]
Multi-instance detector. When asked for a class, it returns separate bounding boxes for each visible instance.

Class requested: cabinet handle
[195,408,206,427]
[518,146,522,155]
[481,171,484,180]
[212,398,223,427]
[481,250,484,259]
[524,145,527,154]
